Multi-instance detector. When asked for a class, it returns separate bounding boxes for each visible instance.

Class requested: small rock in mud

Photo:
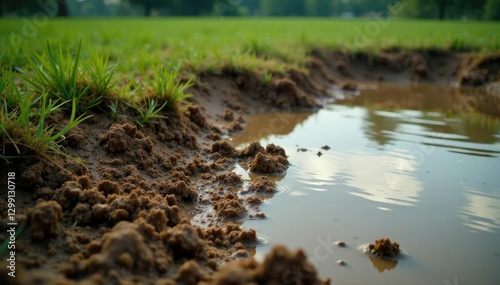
[337,259,346,266]
[247,176,276,193]
[28,201,63,241]
[335,240,347,247]
[368,238,401,257]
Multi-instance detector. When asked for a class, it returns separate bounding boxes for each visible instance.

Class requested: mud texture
[1,49,498,284]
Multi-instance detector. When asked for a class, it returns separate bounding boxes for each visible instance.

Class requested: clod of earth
[246,176,276,193]
[368,238,401,257]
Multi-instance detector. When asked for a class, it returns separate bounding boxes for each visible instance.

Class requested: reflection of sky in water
[343,152,421,207]
[292,148,423,206]
[460,185,500,233]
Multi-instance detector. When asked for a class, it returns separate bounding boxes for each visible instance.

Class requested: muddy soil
[1,49,498,284]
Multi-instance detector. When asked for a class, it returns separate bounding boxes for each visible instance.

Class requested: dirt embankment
[0,49,498,284]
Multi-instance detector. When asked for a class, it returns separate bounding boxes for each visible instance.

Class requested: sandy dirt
[1,50,499,284]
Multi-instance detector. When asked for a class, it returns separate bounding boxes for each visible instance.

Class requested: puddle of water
[232,83,500,284]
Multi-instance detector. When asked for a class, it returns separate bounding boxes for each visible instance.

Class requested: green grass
[0,18,499,162]
[1,18,499,73]
[1,86,89,163]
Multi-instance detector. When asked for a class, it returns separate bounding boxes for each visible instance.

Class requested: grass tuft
[131,99,168,127]
[144,61,193,113]
[16,40,117,113]
[1,90,90,163]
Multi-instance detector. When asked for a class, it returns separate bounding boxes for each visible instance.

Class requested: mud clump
[249,152,287,174]
[238,142,288,174]
[155,180,198,201]
[185,105,209,129]
[255,246,330,284]
[204,223,257,247]
[247,176,276,193]
[81,221,154,274]
[223,109,234,121]
[96,180,122,196]
[368,238,401,257]
[237,141,265,158]
[213,172,243,186]
[98,123,156,170]
[211,140,237,158]
[163,223,206,259]
[213,193,247,218]
[28,201,63,241]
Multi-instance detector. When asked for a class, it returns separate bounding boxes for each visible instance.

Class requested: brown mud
[1,50,499,284]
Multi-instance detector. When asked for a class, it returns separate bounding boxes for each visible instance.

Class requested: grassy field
[1,18,500,71]
[1,18,500,161]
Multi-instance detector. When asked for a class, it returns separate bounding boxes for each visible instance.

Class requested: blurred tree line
[0,0,499,20]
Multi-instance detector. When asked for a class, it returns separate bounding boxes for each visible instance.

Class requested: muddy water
[232,83,500,285]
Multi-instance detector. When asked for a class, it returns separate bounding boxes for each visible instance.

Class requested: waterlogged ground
[232,83,500,285]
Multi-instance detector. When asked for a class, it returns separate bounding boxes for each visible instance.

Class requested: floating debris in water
[297,148,308,152]
[321,145,331,150]
[336,259,346,266]
[317,151,323,157]
[334,241,347,247]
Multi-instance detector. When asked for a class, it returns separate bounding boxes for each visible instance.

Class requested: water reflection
[232,111,315,146]
[234,83,500,284]
[369,256,398,273]
[333,82,500,149]
[460,185,500,233]
[343,152,422,207]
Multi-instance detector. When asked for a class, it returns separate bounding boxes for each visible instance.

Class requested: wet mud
[1,49,498,284]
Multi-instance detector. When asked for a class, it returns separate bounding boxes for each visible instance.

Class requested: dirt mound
[238,142,289,174]
[28,201,63,241]
[368,238,401,258]
[213,193,247,218]
[212,245,330,285]
[249,152,288,174]
[246,176,276,193]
